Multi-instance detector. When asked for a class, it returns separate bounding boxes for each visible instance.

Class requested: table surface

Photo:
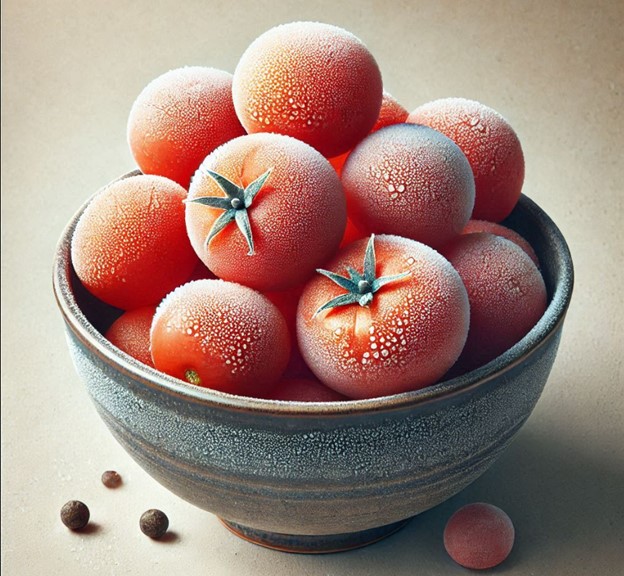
[2,1,623,574]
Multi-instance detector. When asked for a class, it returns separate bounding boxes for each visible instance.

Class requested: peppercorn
[60,500,90,530]
[101,470,122,488]
[139,509,169,539]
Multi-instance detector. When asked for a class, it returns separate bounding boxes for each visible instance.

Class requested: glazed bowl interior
[53,183,573,552]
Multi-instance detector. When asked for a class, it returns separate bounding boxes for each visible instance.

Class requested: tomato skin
[408,98,524,222]
[185,133,346,291]
[232,22,383,158]
[296,235,470,399]
[127,67,245,189]
[150,279,290,397]
[444,503,515,569]
[443,233,547,373]
[371,90,409,132]
[461,219,539,266]
[341,123,475,250]
[104,306,156,367]
[71,175,198,310]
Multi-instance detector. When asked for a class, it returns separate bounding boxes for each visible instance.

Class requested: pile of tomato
[71,22,547,401]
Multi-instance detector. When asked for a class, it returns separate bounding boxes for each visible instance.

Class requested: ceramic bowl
[53,174,573,553]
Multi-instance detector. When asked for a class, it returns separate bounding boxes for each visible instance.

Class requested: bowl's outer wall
[65,325,561,535]
[56,191,573,536]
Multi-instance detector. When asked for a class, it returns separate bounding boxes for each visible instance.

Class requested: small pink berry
[443,502,515,570]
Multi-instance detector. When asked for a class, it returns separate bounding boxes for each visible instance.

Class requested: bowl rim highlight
[53,172,574,417]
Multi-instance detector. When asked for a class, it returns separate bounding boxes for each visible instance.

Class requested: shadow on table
[290,426,624,573]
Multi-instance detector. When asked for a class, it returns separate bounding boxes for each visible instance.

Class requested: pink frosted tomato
[443,232,547,372]
[297,235,470,399]
[408,98,524,222]
[185,133,346,291]
[71,175,198,310]
[341,123,475,249]
[127,67,245,188]
[444,503,515,569]
[462,219,539,266]
[104,306,156,367]
[150,279,290,397]
[232,22,382,158]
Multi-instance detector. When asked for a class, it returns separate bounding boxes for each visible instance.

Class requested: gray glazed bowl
[53,177,573,553]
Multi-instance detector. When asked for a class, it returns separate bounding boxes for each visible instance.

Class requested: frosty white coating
[232,21,383,157]
[127,66,245,186]
[70,174,196,310]
[409,97,524,222]
[342,123,475,249]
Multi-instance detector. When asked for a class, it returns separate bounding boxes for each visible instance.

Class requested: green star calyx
[313,235,411,318]
[186,167,272,256]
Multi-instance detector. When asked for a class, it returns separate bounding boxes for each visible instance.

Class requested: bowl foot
[218,517,411,554]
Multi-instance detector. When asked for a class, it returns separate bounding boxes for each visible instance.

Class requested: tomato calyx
[186,168,272,256]
[185,369,202,386]
[313,235,410,318]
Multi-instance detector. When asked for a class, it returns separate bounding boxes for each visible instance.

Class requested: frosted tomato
[408,98,524,222]
[297,235,470,399]
[71,174,198,310]
[341,123,475,249]
[150,279,290,397]
[104,306,156,367]
[185,133,346,291]
[127,67,245,188]
[232,21,382,158]
[443,232,547,372]
[462,219,539,266]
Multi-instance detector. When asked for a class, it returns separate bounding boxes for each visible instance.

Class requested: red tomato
[104,306,156,367]
[232,22,383,158]
[150,279,290,397]
[127,67,245,189]
[297,235,470,399]
[71,175,198,310]
[185,133,346,291]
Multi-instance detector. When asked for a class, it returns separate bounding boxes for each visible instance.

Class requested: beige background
[2,1,623,574]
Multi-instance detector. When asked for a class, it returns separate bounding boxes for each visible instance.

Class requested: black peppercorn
[101,470,122,488]
[60,500,90,530]
[139,509,169,539]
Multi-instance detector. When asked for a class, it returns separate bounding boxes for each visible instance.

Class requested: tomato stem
[313,235,410,318]
[186,167,272,256]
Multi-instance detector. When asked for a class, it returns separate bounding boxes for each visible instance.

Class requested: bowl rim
[53,173,574,417]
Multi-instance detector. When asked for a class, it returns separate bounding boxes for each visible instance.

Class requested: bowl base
[218,517,411,554]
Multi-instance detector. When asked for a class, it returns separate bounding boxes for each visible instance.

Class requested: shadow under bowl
[53,179,573,553]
